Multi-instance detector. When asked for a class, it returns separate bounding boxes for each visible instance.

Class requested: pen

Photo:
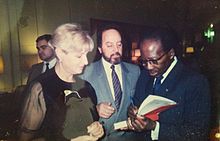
[130,96,135,106]
[130,96,138,116]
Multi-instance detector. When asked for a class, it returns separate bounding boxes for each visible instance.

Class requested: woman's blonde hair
[50,23,94,53]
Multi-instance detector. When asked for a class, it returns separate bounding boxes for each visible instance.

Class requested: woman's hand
[87,121,104,139]
[70,121,104,141]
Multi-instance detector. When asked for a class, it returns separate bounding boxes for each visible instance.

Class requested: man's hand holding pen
[128,104,156,132]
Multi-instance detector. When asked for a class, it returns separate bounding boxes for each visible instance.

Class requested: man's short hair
[97,24,122,48]
[36,34,52,42]
[139,27,179,53]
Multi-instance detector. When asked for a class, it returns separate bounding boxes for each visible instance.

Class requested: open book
[114,95,177,130]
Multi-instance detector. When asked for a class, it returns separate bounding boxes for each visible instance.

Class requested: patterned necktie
[153,75,163,93]
[45,63,49,72]
[111,65,122,111]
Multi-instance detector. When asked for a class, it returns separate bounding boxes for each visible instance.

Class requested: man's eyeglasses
[139,52,167,66]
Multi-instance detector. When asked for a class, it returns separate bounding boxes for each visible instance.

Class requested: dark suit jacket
[133,61,210,141]
[27,62,44,84]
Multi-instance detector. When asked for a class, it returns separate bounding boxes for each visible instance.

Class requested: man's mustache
[109,52,122,64]
[110,52,121,59]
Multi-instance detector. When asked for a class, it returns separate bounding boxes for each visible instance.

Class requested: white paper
[114,121,127,130]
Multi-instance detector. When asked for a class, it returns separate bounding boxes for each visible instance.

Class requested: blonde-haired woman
[19,23,103,141]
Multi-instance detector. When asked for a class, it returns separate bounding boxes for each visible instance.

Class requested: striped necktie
[111,65,122,111]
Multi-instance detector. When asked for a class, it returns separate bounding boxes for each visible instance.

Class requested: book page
[138,95,176,116]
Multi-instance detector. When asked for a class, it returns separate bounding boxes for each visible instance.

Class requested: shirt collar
[101,57,121,70]
[160,56,178,83]
[44,58,57,68]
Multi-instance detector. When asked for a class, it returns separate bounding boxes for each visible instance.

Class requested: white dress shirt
[41,58,57,73]
[101,57,123,100]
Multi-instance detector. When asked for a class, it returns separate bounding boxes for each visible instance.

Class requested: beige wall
[0,0,158,91]
[0,0,68,91]
[0,0,139,91]
[0,0,219,91]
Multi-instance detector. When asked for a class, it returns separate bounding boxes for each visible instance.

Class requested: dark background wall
[0,0,219,139]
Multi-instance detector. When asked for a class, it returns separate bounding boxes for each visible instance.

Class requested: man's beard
[103,52,122,65]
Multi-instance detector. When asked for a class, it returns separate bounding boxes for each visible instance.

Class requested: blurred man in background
[27,34,56,84]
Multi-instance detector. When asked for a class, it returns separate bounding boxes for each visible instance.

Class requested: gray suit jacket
[81,60,140,140]
[27,62,44,84]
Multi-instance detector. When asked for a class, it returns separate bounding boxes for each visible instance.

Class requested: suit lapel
[121,62,129,95]
[117,63,128,114]
[157,62,183,97]
[148,78,155,95]
[36,63,44,74]
[116,63,135,117]
[96,60,115,102]
[31,63,44,80]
